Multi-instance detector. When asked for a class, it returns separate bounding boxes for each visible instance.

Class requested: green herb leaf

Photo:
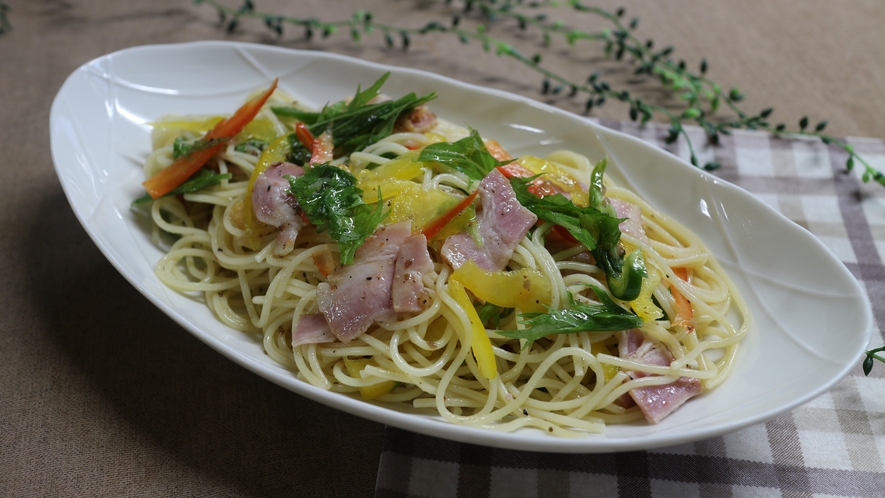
[272,72,437,157]
[172,136,228,159]
[512,158,645,300]
[498,287,643,344]
[287,163,387,265]
[417,128,509,182]
[510,177,620,253]
[234,138,269,154]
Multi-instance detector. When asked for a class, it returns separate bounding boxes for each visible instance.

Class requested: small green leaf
[418,128,508,182]
[799,116,809,130]
[682,107,701,119]
[863,355,874,376]
[815,120,828,132]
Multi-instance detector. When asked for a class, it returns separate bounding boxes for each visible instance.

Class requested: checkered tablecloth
[375,120,885,498]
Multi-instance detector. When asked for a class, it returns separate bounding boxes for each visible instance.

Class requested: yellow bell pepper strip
[448,280,497,380]
[236,119,278,144]
[357,152,424,201]
[343,357,398,400]
[589,342,620,382]
[243,133,292,250]
[143,78,278,199]
[450,260,552,313]
[629,260,664,322]
[368,181,458,231]
[149,116,224,133]
[422,190,479,240]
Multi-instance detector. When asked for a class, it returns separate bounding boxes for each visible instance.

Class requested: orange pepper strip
[294,122,314,149]
[668,267,695,332]
[142,78,278,199]
[421,190,479,240]
[310,131,333,165]
[484,139,514,162]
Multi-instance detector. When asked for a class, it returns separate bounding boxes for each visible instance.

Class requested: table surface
[2,1,884,496]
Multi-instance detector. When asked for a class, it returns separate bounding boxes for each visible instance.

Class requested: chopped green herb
[418,128,510,182]
[510,159,646,300]
[172,136,229,159]
[287,164,387,265]
[234,138,269,154]
[272,72,437,157]
[498,287,642,346]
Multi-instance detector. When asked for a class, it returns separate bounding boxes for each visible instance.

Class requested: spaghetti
[140,78,751,436]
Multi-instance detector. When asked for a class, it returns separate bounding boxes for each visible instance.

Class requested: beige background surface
[1,1,883,496]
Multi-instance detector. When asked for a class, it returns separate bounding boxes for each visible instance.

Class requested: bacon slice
[391,234,434,313]
[441,169,537,271]
[292,314,335,347]
[316,221,412,342]
[617,329,702,423]
[394,104,438,134]
[609,198,650,246]
[252,161,305,256]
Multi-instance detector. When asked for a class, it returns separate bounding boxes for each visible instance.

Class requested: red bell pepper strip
[142,78,279,199]
[421,190,479,240]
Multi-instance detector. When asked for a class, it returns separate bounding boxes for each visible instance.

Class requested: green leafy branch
[0,2,11,35]
[864,346,885,376]
[195,0,882,185]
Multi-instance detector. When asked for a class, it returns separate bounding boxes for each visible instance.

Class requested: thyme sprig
[864,346,885,376]
[195,0,882,185]
[0,2,11,35]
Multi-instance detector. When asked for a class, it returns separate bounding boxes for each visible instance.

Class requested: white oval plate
[50,41,873,453]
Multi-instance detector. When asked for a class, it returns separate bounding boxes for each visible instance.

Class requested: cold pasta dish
[136,74,751,436]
